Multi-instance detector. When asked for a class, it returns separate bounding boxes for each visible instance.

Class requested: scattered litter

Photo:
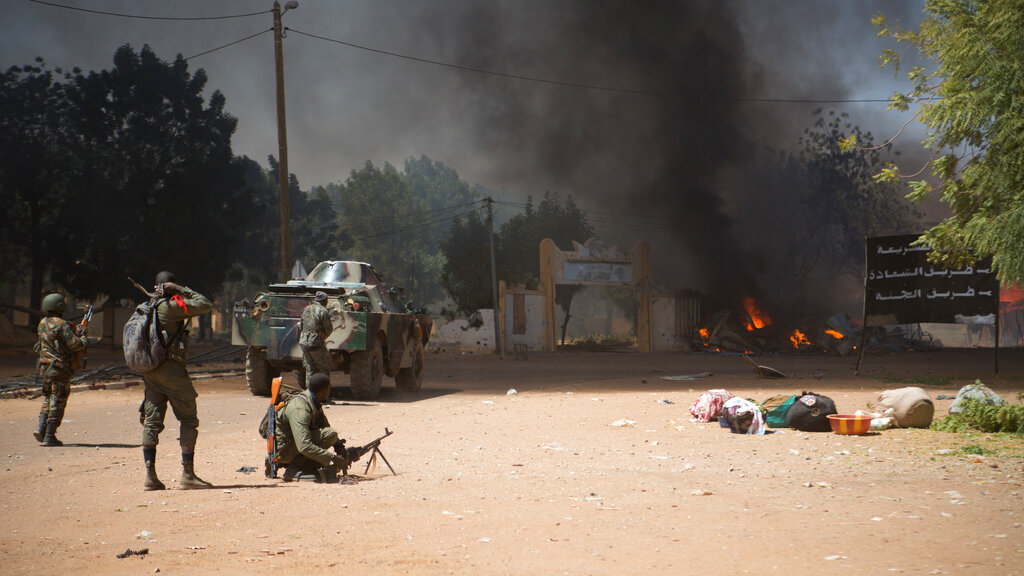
[584,493,604,501]
[610,419,637,427]
[481,400,494,404]
[651,455,669,460]
[187,546,206,550]
[936,394,955,400]
[542,442,565,451]
[681,464,695,471]
[506,389,518,395]
[934,449,953,455]
[824,555,847,561]
[789,449,800,456]
[660,372,712,381]
[117,548,149,559]
[871,517,883,522]
[690,489,712,496]
[236,466,256,474]
[478,537,492,543]
[656,399,675,404]
[135,530,153,540]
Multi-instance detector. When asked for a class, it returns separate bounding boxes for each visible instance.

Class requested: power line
[350,206,484,242]
[25,1,902,104]
[286,28,664,97]
[287,27,898,103]
[339,199,485,229]
[27,0,271,21]
[185,28,272,61]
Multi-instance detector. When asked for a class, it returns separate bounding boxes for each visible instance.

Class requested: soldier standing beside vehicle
[33,293,86,446]
[140,271,213,491]
[299,291,333,389]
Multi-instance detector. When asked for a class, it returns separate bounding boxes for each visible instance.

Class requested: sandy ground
[1,346,1022,575]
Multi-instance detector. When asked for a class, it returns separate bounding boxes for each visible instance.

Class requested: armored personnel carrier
[232,261,431,400]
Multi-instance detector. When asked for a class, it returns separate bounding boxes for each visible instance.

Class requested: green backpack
[761,394,798,428]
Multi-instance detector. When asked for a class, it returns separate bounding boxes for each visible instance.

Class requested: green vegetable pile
[932,397,1024,434]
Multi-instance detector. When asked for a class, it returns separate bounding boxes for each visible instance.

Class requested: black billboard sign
[864,234,998,327]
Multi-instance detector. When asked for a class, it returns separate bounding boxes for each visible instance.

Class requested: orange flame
[789,329,811,349]
[824,328,844,339]
[742,297,772,331]
[698,327,709,340]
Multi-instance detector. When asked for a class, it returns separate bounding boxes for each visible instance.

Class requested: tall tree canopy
[64,44,252,301]
[1,45,257,306]
[0,60,77,312]
[328,156,480,302]
[864,1,1024,285]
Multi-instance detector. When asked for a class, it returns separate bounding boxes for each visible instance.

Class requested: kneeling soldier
[276,372,350,482]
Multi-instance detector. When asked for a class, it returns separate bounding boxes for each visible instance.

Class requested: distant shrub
[932,398,1024,434]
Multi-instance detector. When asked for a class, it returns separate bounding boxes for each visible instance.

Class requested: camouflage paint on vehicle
[232,261,432,398]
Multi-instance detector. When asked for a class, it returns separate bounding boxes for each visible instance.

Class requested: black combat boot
[42,422,63,446]
[180,453,213,489]
[33,413,47,442]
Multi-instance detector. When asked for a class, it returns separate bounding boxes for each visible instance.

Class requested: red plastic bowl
[827,414,872,435]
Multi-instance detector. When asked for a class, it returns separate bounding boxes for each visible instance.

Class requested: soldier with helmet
[298,291,333,390]
[33,293,86,446]
[139,271,213,491]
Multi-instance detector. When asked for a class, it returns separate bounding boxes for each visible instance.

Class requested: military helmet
[41,293,66,316]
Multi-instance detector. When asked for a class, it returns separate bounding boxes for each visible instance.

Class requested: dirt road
[1,348,1022,575]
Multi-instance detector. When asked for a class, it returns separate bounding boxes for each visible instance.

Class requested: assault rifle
[340,427,395,477]
[72,305,94,370]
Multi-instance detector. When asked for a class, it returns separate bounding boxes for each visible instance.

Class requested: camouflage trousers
[301,346,331,388]
[141,361,199,449]
[39,372,71,426]
[277,426,338,467]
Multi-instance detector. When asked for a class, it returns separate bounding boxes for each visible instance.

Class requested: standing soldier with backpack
[139,271,213,491]
[298,291,333,390]
[33,293,86,446]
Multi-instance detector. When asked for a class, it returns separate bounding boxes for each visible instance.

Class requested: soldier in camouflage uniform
[140,271,213,491]
[34,293,86,446]
[276,372,350,481]
[298,291,333,388]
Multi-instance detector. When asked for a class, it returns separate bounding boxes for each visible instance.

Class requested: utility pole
[273,1,297,282]
[487,198,502,355]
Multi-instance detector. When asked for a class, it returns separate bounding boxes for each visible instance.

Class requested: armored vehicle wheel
[246,347,278,396]
[350,337,383,400]
[395,339,424,393]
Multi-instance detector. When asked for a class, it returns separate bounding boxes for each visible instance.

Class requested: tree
[729,110,919,319]
[0,60,77,313]
[863,2,1024,285]
[440,211,492,313]
[441,191,594,341]
[796,111,918,280]
[329,157,480,303]
[60,45,252,301]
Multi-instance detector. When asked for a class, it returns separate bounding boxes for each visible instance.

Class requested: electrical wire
[27,0,271,21]
[287,27,902,103]
[349,206,485,242]
[335,198,485,228]
[26,1,905,103]
[185,28,272,61]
